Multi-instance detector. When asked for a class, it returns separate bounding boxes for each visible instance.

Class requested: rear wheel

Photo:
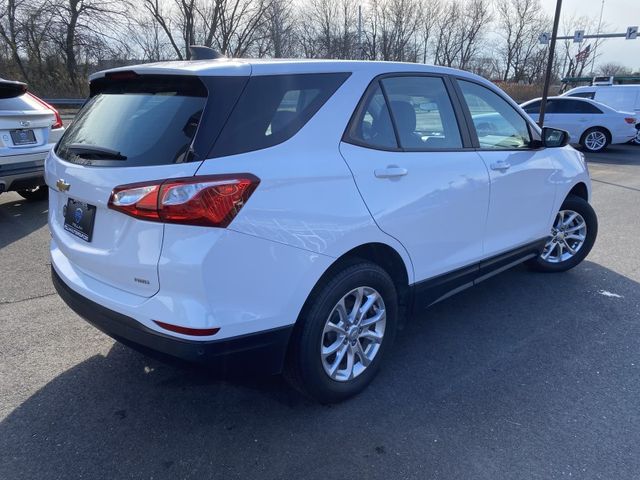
[631,129,640,145]
[18,186,48,202]
[284,261,397,403]
[580,127,609,152]
[527,195,597,272]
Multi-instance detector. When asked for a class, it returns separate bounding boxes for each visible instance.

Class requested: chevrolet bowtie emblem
[56,179,71,192]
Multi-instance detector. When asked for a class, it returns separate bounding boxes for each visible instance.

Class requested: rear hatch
[0,80,55,163]
[47,71,249,297]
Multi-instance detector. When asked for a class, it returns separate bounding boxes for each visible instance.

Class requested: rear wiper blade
[66,143,127,160]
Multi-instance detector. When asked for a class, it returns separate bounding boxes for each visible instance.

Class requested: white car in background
[561,84,640,145]
[521,96,637,152]
[0,78,65,201]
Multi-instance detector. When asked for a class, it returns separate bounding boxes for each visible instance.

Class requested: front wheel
[284,261,397,403]
[527,195,598,272]
[580,127,609,152]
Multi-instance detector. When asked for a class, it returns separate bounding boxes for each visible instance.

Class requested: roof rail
[189,45,225,60]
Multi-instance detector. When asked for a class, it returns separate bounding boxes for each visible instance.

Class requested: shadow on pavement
[0,193,48,250]
[2,261,640,479]
[584,144,640,166]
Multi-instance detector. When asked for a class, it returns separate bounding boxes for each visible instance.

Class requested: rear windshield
[0,79,27,99]
[55,75,207,167]
[210,73,350,158]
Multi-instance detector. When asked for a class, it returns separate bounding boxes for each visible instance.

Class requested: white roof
[89,57,485,83]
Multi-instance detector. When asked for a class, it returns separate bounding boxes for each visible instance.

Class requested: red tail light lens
[27,93,63,129]
[108,174,259,227]
[624,117,636,124]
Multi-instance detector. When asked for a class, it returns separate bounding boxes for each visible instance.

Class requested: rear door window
[211,73,350,158]
[381,76,462,150]
[56,75,208,167]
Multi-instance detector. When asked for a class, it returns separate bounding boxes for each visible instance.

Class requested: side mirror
[542,127,569,148]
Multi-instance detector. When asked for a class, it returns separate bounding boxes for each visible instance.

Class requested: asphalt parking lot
[1,144,639,479]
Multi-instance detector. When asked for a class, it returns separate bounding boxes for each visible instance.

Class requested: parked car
[561,84,640,145]
[0,78,65,200]
[521,96,637,152]
[47,58,597,402]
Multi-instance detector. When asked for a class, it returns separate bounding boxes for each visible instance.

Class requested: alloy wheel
[320,286,386,382]
[541,209,588,264]
[584,130,607,151]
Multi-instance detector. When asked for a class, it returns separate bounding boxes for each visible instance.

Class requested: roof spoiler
[189,45,225,61]
[0,79,27,99]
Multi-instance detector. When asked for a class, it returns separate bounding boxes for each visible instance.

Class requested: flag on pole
[576,44,591,62]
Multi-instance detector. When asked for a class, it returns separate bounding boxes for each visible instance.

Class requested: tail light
[27,93,63,129]
[624,117,636,124]
[108,174,259,227]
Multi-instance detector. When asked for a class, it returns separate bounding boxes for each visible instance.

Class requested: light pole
[590,0,605,75]
[538,0,563,128]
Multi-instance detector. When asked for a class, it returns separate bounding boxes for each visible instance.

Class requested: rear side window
[568,92,595,99]
[211,73,350,158]
[345,83,397,149]
[523,100,541,114]
[56,75,207,167]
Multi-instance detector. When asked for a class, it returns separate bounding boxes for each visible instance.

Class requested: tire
[580,127,609,153]
[18,186,48,202]
[631,129,640,145]
[527,195,597,273]
[284,260,398,403]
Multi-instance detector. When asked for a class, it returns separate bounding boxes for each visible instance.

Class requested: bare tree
[496,0,549,82]
[0,0,35,82]
[433,0,491,69]
[260,0,296,57]
[364,0,421,62]
[143,0,269,60]
[299,0,357,59]
[417,0,441,64]
[598,62,632,76]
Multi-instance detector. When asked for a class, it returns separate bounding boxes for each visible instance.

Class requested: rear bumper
[0,153,47,191]
[52,267,294,375]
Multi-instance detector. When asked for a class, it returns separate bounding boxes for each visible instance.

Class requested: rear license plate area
[63,198,96,242]
[10,129,37,146]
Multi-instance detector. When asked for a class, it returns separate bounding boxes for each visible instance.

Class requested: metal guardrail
[43,98,85,108]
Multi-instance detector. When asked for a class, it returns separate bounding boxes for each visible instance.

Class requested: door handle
[490,161,511,171]
[374,166,408,178]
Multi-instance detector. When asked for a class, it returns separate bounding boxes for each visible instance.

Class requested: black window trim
[342,72,474,153]
[451,76,544,151]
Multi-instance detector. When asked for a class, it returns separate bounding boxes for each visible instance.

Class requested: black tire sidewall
[291,262,398,403]
[531,195,598,273]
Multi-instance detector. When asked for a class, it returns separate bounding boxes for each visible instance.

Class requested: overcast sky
[539,0,639,70]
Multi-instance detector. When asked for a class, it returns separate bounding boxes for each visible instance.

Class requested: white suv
[47,59,597,402]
